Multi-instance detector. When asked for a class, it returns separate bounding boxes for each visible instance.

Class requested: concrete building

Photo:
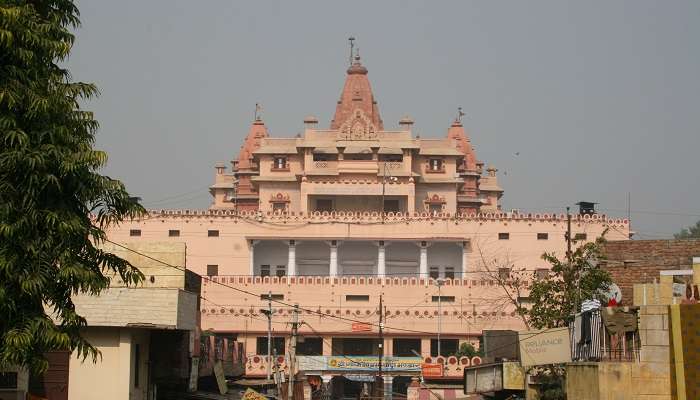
[66,242,200,400]
[105,52,630,396]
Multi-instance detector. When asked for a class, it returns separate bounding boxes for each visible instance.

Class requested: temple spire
[330,42,383,130]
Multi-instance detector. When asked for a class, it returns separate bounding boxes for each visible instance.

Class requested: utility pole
[566,206,572,263]
[378,294,384,381]
[288,304,299,400]
[436,279,444,357]
[260,291,273,380]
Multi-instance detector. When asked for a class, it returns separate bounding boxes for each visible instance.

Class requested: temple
[107,49,630,397]
[210,54,502,215]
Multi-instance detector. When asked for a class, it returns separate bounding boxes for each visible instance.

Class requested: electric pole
[566,206,572,263]
[260,291,273,380]
[378,294,384,382]
[437,279,443,357]
[288,304,299,400]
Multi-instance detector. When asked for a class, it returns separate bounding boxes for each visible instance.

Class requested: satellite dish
[603,283,622,304]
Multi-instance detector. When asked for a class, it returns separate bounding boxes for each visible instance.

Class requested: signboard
[297,356,421,372]
[518,328,571,367]
[421,363,443,378]
[351,322,373,332]
[464,362,524,394]
[213,360,228,395]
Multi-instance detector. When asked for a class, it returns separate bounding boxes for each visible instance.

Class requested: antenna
[348,37,356,66]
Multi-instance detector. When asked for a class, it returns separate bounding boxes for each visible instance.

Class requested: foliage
[455,342,478,358]
[0,1,144,373]
[527,235,612,329]
[674,220,700,239]
[536,367,566,400]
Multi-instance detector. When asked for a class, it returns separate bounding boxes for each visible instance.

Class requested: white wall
[254,241,288,275]
[386,242,420,276]
[338,241,377,275]
[427,242,462,277]
[296,241,330,276]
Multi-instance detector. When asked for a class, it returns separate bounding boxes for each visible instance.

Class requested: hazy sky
[68,1,700,239]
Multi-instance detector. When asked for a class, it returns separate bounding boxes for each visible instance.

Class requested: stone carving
[339,109,377,140]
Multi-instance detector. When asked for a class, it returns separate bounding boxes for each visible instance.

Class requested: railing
[313,160,337,169]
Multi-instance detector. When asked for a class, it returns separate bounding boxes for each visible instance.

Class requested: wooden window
[257,337,285,355]
[272,156,288,170]
[383,199,399,213]
[429,267,440,279]
[345,295,370,302]
[574,233,587,240]
[208,229,219,237]
[168,229,180,237]
[429,204,442,214]
[275,265,286,277]
[444,267,455,279]
[537,232,548,240]
[206,265,219,276]
[260,265,271,277]
[260,293,284,300]
[498,232,510,240]
[272,202,287,212]
[129,229,141,237]
[431,296,456,303]
[428,158,444,172]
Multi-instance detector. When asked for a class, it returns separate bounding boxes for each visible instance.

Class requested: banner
[297,356,421,371]
[518,328,572,367]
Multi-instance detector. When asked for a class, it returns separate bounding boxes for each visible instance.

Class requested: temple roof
[236,118,269,169]
[330,55,383,131]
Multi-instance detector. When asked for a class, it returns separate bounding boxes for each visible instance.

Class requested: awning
[312,147,338,154]
[343,146,373,154]
[378,147,403,155]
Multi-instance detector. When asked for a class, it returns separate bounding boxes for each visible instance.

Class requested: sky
[68,0,700,239]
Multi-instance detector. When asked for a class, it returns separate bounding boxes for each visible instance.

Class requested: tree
[0,1,144,373]
[455,342,478,358]
[674,220,700,239]
[528,236,611,329]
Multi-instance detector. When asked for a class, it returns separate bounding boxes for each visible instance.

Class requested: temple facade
[106,52,630,396]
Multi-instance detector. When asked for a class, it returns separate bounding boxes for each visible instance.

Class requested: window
[297,337,323,356]
[430,338,458,357]
[393,338,421,357]
[498,232,510,240]
[498,268,511,280]
[431,296,455,302]
[130,229,141,237]
[207,265,219,276]
[273,156,288,170]
[208,230,220,237]
[0,372,18,389]
[535,268,549,280]
[169,229,180,237]
[383,199,399,213]
[316,199,333,212]
[537,233,548,240]
[133,343,140,388]
[272,202,287,212]
[313,153,335,162]
[444,267,455,279]
[428,158,444,172]
[260,265,271,277]
[429,267,440,279]
[574,233,587,240]
[347,153,373,161]
[345,295,370,302]
[429,204,442,214]
[260,293,284,300]
[275,265,286,277]
[257,337,285,355]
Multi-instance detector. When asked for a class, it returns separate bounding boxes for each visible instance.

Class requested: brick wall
[602,239,700,304]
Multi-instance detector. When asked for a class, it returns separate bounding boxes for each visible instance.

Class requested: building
[106,51,630,397]
[68,242,201,400]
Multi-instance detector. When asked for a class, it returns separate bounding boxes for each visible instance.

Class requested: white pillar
[377,241,386,277]
[419,242,428,277]
[288,240,296,276]
[249,240,258,276]
[461,241,469,278]
[329,241,338,277]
